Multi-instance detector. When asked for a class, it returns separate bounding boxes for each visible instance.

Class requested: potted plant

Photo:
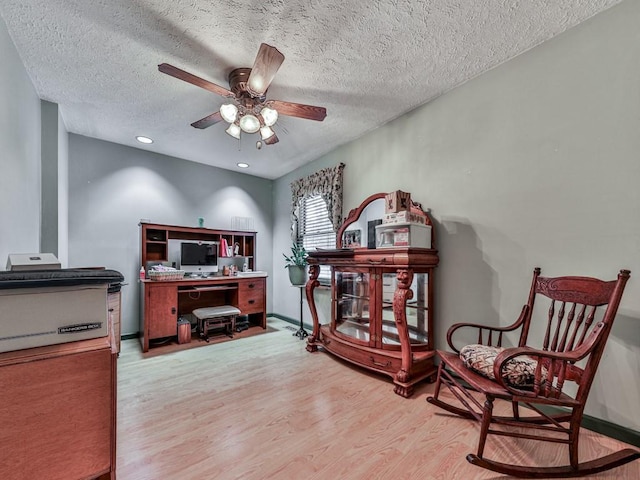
[283,243,308,286]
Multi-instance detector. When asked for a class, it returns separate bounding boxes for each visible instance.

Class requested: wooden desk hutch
[305,192,439,397]
[139,222,266,352]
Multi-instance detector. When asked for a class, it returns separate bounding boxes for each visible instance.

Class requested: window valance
[290,163,345,238]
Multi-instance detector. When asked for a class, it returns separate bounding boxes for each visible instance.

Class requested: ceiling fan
[159,43,327,148]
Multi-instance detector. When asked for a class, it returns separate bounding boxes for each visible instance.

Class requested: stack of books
[219,238,230,257]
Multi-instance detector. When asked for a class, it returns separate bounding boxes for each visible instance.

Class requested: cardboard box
[383,211,426,225]
[6,253,61,271]
[384,190,411,213]
[0,284,107,353]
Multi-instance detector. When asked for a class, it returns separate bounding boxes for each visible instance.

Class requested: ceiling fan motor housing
[229,68,266,103]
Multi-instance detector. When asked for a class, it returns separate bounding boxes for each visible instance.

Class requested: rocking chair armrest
[446,305,530,354]
[493,347,584,397]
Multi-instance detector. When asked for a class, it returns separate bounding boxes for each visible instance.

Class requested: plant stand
[292,284,308,340]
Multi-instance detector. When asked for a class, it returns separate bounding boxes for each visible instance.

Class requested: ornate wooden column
[305,264,321,352]
[392,268,414,397]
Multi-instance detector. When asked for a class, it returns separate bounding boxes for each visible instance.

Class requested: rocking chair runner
[427,268,640,478]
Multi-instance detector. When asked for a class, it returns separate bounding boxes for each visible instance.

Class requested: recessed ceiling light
[136,136,153,144]
[237,163,249,168]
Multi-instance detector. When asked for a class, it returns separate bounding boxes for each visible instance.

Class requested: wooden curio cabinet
[305,192,439,397]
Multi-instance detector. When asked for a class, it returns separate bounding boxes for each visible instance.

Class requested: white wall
[0,14,41,262]
[68,134,274,336]
[272,0,640,430]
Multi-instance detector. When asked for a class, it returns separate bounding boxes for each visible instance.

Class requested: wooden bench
[192,306,241,342]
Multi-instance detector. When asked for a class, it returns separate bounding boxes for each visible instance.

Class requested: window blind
[297,194,335,281]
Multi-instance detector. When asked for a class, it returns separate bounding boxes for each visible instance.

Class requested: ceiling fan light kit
[219,103,238,123]
[159,43,326,149]
[260,107,278,126]
[225,123,241,140]
[238,114,261,134]
[260,126,275,141]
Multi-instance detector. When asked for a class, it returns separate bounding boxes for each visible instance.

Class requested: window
[290,163,344,284]
[297,194,334,282]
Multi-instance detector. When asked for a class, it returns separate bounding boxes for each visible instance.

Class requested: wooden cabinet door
[0,347,114,480]
[147,284,178,339]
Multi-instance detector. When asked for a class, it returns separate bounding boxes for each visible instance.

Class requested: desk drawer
[238,280,265,314]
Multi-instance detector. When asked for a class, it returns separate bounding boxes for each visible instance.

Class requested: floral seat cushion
[459,344,545,388]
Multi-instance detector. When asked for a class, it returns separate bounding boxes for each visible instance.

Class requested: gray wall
[0,14,41,262]
[41,100,59,257]
[68,134,274,336]
[58,108,69,267]
[272,0,640,430]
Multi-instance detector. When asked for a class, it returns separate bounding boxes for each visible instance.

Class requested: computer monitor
[179,242,218,275]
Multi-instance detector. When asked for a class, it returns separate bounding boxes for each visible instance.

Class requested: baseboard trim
[568,408,640,447]
[121,333,139,341]
[513,403,640,448]
[579,411,640,447]
[268,313,312,331]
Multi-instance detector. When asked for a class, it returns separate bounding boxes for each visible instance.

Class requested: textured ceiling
[0,0,621,179]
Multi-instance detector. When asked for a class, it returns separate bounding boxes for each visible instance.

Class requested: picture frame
[367,219,382,248]
[343,229,362,248]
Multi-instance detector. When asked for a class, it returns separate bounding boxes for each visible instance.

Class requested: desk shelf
[140,222,257,271]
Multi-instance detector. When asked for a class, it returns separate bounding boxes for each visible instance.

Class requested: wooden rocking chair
[427,268,640,477]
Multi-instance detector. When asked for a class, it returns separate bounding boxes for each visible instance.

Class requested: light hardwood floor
[117,319,639,479]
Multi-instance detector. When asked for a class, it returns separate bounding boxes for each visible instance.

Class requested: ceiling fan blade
[191,111,223,129]
[158,63,233,97]
[268,100,327,121]
[246,44,285,97]
[265,133,279,145]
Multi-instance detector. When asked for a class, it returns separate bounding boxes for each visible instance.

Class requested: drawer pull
[108,308,114,312]
[171,307,177,315]
[248,300,255,305]
[369,356,391,368]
